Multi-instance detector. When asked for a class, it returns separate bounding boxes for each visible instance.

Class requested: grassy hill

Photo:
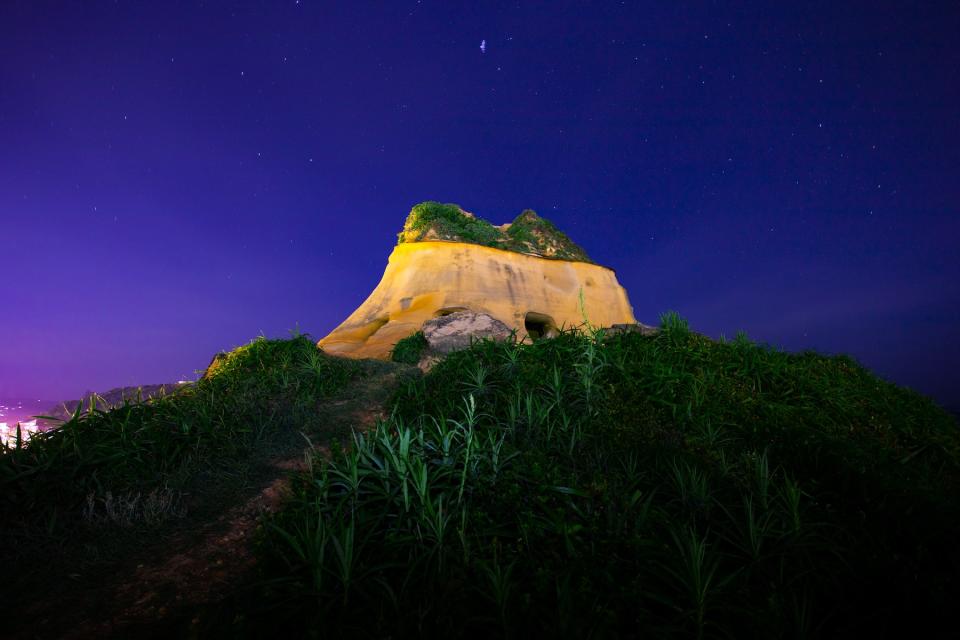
[2,317,958,638]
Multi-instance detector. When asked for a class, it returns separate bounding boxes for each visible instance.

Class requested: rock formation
[421,311,513,355]
[319,202,638,359]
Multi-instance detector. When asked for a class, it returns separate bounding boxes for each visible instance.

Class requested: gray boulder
[421,311,513,355]
[607,322,659,336]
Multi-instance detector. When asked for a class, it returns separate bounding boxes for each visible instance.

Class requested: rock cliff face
[319,204,637,360]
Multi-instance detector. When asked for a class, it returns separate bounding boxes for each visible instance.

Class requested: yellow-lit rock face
[319,241,637,360]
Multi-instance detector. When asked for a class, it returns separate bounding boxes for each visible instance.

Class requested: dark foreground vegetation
[3,317,958,638]
[1,335,360,525]
[0,335,364,611]
[390,330,429,364]
[239,315,959,638]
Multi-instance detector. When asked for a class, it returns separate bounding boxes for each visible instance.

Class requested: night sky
[1,2,958,409]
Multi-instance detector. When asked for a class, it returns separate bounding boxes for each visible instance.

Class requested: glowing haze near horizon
[1,2,958,409]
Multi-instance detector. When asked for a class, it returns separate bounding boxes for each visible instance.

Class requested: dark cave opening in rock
[434,307,469,317]
[524,312,556,341]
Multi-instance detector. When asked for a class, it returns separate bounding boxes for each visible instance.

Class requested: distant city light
[0,400,49,448]
[0,419,39,447]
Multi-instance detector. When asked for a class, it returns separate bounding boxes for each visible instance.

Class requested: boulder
[421,311,513,354]
[607,322,659,337]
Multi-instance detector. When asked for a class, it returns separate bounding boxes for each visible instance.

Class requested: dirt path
[13,363,414,640]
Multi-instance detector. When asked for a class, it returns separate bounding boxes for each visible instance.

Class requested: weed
[391,331,429,364]
[242,321,960,637]
[0,335,362,595]
[10,318,960,638]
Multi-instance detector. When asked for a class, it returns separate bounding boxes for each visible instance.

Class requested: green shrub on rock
[397,201,594,263]
[390,331,429,364]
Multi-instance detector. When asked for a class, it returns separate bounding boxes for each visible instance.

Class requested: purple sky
[1,2,958,409]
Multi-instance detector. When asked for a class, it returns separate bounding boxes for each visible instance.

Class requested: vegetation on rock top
[397,201,594,263]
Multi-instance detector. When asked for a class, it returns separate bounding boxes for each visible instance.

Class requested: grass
[4,316,958,637]
[398,201,503,247]
[397,201,593,263]
[506,209,592,262]
[0,334,364,599]
[391,330,429,364]
[235,315,959,638]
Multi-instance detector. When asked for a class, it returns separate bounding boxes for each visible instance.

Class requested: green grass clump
[0,335,361,536]
[247,316,960,638]
[504,209,592,262]
[397,201,593,263]
[390,331,429,364]
[398,201,503,248]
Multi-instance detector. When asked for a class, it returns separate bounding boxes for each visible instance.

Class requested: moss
[397,201,594,263]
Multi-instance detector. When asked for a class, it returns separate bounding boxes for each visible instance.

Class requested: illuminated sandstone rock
[318,238,638,360]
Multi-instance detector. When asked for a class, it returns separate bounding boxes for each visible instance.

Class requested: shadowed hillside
[2,318,958,638]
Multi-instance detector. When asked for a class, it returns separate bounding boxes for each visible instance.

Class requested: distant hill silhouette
[44,383,185,423]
